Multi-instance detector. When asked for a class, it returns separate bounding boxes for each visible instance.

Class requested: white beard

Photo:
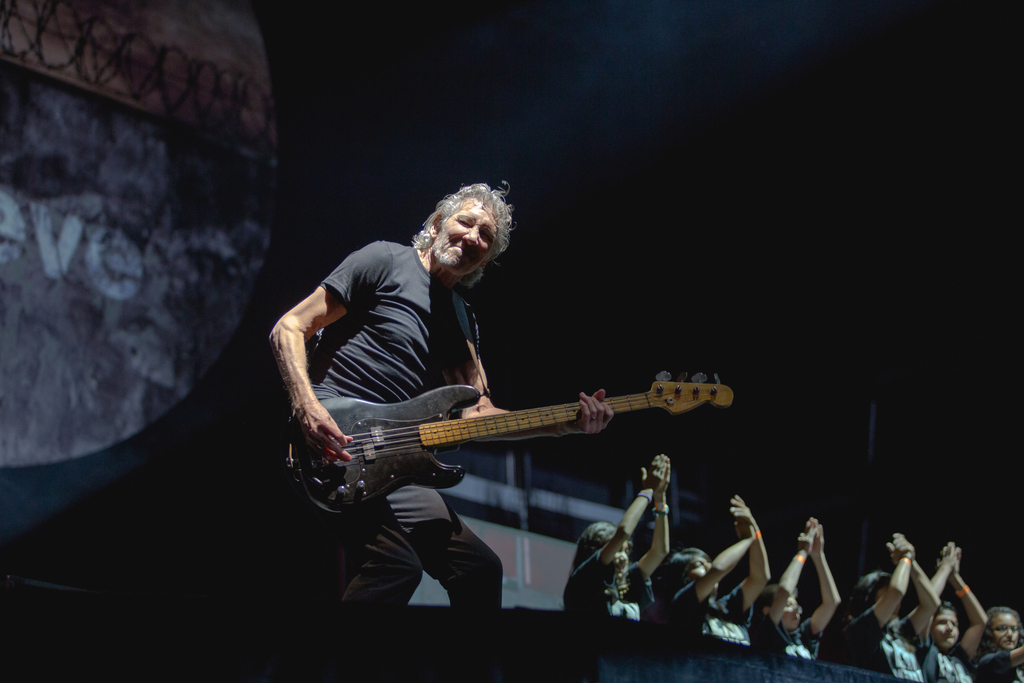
[432,231,462,268]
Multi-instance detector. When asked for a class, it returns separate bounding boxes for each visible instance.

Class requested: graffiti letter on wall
[32,203,84,278]
[86,226,144,300]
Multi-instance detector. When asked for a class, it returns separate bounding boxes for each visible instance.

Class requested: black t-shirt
[310,241,472,404]
[563,550,653,621]
[976,650,1024,683]
[920,642,974,683]
[846,610,925,680]
[753,616,820,660]
[669,580,753,646]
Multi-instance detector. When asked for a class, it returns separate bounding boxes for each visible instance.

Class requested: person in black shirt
[842,533,941,680]
[270,183,614,605]
[752,518,841,660]
[661,495,771,646]
[975,606,1024,683]
[563,455,671,621]
[918,543,985,683]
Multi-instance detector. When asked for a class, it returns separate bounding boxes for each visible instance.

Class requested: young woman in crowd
[974,606,1024,683]
[918,542,986,683]
[752,518,841,660]
[843,533,941,680]
[661,494,770,646]
[562,454,670,621]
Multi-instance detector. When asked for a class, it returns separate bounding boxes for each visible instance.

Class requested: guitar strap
[452,290,491,398]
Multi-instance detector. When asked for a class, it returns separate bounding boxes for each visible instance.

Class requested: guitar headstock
[646,372,733,414]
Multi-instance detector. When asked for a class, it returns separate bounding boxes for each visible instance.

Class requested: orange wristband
[795,553,807,564]
[754,529,762,539]
[900,556,912,565]
[956,585,970,598]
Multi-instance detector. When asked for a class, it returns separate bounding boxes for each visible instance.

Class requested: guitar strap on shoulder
[452,290,490,398]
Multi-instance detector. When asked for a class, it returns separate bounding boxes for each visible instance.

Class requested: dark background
[2,0,1018,641]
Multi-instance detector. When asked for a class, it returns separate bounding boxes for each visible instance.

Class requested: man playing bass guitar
[269,182,613,606]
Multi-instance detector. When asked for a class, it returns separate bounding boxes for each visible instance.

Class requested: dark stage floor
[5,580,905,683]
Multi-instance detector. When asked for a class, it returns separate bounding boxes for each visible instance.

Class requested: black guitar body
[288,385,481,510]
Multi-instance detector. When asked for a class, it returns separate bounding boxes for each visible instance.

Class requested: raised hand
[797,518,817,555]
[730,495,757,539]
[642,454,671,495]
[810,521,826,559]
[936,542,958,572]
[887,533,915,565]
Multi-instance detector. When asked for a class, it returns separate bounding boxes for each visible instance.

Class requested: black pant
[319,486,503,607]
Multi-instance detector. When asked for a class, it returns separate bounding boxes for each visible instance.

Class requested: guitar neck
[418,392,654,449]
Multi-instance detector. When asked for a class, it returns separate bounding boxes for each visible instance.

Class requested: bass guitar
[287,378,733,510]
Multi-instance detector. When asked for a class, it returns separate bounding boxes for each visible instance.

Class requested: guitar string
[329,387,726,463]
[335,393,667,461]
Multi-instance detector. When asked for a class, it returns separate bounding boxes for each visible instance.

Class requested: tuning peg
[675,372,687,383]
[713,373,720,385]
[655,371,671,382]
[692,372,707,384]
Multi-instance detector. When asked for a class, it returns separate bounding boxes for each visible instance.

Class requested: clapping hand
[887,533,915,565]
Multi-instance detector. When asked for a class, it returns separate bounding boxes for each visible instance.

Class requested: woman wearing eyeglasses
[974,606,1024,683]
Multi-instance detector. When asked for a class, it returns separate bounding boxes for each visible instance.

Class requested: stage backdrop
[0,0,275,541]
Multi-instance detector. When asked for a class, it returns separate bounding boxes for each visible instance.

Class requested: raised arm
[597,455,669,569]
[737,495,771,610]
[930,542,957,596]
[947,547,986,658]
[269,286,353,460]
[807,522,842,635]
[767,519,815,625]
[907,544,943,637]
[637,455,671,579]
[692,498,756,603]
[873,533,914,626]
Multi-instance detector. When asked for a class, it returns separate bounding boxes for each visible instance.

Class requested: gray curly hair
[411,182,514,287]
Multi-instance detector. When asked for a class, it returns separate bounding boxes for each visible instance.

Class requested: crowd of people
[563,455,1023,683]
